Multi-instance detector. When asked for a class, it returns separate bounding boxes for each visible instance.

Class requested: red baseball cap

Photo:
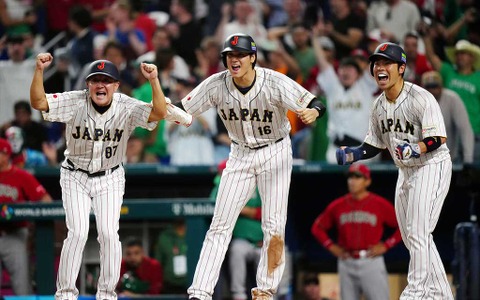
[0,138,12,157]
[348,163,371,179]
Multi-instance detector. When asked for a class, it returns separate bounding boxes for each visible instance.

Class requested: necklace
[385,81,404,103]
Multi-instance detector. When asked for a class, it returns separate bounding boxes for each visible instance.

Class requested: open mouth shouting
[377,72,389,84]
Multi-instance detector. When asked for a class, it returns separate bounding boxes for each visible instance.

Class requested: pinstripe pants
[396,160,454,300]
[55,167,125,300]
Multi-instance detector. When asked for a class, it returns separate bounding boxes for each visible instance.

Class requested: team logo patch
[231,36,239,46]
[251,42,256,51]
[53,94,58,98]
[296,93,308,105]
[422,125,437,134]
[97,62,105,70]
[401,53,407,63]
[380,44,388,51]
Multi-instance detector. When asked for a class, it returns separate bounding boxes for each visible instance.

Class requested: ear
[113,81,120,92]
[399,63,406,75]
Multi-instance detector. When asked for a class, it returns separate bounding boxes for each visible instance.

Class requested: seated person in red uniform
[118,236,163,295]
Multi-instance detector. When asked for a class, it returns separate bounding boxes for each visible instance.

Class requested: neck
[233,69,256,87]
[385,79,404,102]
[0,162,11,172]
[352,191,369,200]
[458,65,474,75]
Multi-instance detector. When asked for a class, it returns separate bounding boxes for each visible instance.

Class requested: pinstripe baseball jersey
[181,67,315,149]
[365,82,450,166]
[43,90,156,173]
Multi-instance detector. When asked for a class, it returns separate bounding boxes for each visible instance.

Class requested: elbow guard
[423,136,442,153]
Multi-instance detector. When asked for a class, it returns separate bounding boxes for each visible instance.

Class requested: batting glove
[336,147,362,165]
[395,142,421,160]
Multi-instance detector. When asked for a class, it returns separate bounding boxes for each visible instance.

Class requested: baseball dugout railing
[0,199,214,296]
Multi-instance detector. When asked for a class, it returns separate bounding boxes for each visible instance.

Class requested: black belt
[232,138,284,150]
[64,159,120,178]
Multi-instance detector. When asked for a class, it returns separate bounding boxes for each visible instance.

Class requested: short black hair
[125,236,143,248]
[340,57,362,74]
[303,272,319,285]
[14,100,32,114]
[69,5,92,29]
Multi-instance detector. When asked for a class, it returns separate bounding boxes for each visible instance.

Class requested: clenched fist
[36,53,53,70]
[140,62,158,80]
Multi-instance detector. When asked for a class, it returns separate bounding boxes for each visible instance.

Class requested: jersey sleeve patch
[297,92,309,105]
[422,126,437,135]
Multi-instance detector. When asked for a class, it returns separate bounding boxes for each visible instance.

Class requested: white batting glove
[394,139,421,160]
[164,97,193,127]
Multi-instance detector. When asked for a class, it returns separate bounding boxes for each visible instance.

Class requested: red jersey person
[311,163,402,300]
[0,138,53,294]
[118,236,163,295]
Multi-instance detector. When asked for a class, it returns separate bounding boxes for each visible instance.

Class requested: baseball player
[336,42,453,299]
[311,163,402,300]
[29,53,191,300]
[182,33,326,300]
[0,138,52,294]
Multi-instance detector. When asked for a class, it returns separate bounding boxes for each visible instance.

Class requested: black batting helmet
[369,42,407,76]
[85,60,120,81]
[221,33,257,68]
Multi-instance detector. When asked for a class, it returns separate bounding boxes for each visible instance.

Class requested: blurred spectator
[0,0,36,38]
[44,0,74,45]
[424,34,480,161]
[366,0,421,43]
[168,77,215,166]
[66,5,96,85]
[420,71,474,164]
[166,0,203,69]
[1,100,47,152]
[0,137,52,295]
[105,0,147,61]
[215,0,268,60]
[0,33,37,125]
[103,40,138,95]
[262,0,288,28]
[118,237,163,295]
[402,31,433,85]
[299,273,332,300]
[312,29,378,164]
[78,0,116,33]
[210,159,263,300]
[311,163,402,300]
[322,0,365,60]
[443,0,478,43]
[154,219,188,294]
[126,0,156,52]
[129,57,169,164]
[0,101,50,167]
[73,34,110,90]
[194,35,224,80]
[136,26,191,81]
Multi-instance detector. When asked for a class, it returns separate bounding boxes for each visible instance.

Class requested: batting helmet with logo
[369,42,407,76]
[221,33,257,68]
[85,60,120,81]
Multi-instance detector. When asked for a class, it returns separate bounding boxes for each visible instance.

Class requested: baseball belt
[63,159,120,177]
[232,138,284,150]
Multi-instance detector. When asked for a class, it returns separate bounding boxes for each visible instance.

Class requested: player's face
[87,75,120,106]
[347,174,370,195]
[372,58,405,90]
[0,152,9,168]
[225,51,255,77]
